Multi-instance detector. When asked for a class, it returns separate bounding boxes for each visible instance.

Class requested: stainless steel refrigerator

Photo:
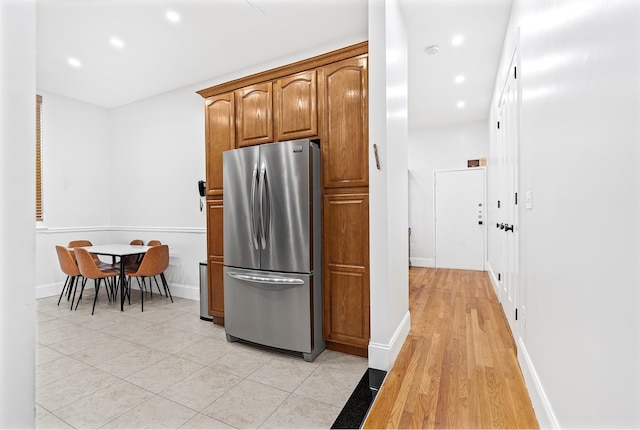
[222,139,324,362]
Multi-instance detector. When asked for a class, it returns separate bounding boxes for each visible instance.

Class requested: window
[36,94,43,221]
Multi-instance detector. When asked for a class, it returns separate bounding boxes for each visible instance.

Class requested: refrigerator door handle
[250,163,259,250]
[227,271,305,285]
[258,162,267,249]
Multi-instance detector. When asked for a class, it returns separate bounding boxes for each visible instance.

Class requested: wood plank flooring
[363,268,539,429]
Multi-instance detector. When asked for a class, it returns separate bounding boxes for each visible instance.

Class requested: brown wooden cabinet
[198,42,370,354]
[322,192,370,353]
[236,82,273,147]
[205,93,235,197]
[319,56,369,189]
[206,199,225,324]
[274,70,318,141]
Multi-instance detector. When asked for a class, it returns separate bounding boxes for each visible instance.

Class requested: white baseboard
[37,282,67,300]
[368,310,411,371]
[409,257,433,268]
[486,261,498,293]
[518,338,559,429]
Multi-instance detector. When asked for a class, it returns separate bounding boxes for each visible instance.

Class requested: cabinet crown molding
[197,41,368,99]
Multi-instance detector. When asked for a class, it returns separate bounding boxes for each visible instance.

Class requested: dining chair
[145,240,164,296]
[125,244,172,312]
[73,247,119,315]
[68,240,116,271]
[55,246,84,310]
[124,239,144,269]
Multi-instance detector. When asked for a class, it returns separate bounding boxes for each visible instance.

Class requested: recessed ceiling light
[451,35,464,46]
[67,57,82,68]
[166,10,180,23]
[424,45,440,55]
[456,101,466,108]
[454,75,465,84]
[110,37,124,48]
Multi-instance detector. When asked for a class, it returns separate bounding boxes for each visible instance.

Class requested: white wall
[0,0,36,426]
[488,0,640,427]
[108,86,208,299]
[368,0,411,371]
[35,92,114,297]
[408,121,488,267]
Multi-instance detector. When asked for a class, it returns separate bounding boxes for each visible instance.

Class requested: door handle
[500,223,505,230]
[250,163,259,250]
[227,272,304,285]
[505,224,514,232]
[258,162,267,249]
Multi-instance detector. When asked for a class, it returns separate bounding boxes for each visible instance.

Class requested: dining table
[83,244,150,311]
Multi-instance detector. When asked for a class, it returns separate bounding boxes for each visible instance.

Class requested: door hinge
[514,66,517,79]
[515,192,518,205]
[498,273,501,281]
[515,308,518,320]
[497,121,500,129]
[498,200,501,208]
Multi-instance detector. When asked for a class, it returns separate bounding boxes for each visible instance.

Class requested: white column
[368,0,411,371]
[0,0,36,426]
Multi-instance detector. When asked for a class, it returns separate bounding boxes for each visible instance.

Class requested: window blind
[36,95,43,221]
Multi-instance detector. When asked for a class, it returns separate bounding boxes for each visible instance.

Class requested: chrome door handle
[227,272,304,285]
[250,163,259,250]
[258,162,267,250]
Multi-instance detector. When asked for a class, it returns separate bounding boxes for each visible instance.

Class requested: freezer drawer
[223,267,315,357]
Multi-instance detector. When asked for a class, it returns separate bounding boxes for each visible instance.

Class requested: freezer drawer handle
[227,272,304,285]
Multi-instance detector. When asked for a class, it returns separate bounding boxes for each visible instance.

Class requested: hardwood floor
[363,268,539,429]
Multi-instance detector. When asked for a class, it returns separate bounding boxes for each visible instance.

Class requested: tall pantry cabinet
[198,42,370,357]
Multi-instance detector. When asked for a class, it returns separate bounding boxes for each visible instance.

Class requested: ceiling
[36,0,512,130]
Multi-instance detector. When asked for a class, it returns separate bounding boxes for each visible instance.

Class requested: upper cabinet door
[205,93,235,196]
[319,56,369,188]
[274,70,318,142]
[236,82,273,147]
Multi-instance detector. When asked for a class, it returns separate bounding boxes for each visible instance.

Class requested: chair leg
[57,276,71,306]
[91,278,102,315]
[153,276,163,296]
[69,276,81,310]
[126,276,132,305]
[160,273,173,303]
[141,277,152,298]
[74,277,87,310]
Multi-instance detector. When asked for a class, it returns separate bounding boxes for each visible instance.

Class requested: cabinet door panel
[319,56,368,188]
[207,199,224,324]
[207,199,224,257]
[208,257,224,322]
[325,268,369,347]
[323,193,370,346]
[205,94,235,196]
[274,70,317,141]
[236,82,273,147]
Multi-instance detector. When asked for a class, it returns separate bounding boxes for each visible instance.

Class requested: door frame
[432,167,487,271]
[496,45,521,340]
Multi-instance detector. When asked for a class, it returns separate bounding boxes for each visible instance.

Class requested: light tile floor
[36,287,368,429]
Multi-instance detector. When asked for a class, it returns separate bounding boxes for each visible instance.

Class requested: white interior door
[434,168,486,271]
[497,51,519,338]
